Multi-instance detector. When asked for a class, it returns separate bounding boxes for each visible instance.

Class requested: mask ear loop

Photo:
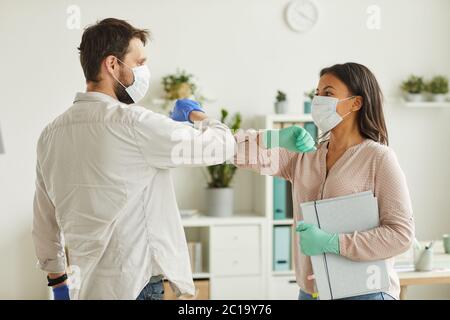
[340,96,357,119]
[110,57,134,89]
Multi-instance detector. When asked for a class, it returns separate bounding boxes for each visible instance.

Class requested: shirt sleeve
[133,110,236,169]
[339,149,415,261]
[232,130,299,181]
[32,159,66,273]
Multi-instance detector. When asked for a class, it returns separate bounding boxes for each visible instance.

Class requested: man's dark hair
[78,18,150,82]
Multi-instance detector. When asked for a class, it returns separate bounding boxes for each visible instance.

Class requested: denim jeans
[298,290,395,300]
[136,279,165,300]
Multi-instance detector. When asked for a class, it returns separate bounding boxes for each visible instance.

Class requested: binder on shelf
[273,226,291,271]
[301,191,389,300]
[285,181,293,219]
[273,177,287,220]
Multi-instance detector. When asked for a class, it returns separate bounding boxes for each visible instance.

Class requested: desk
[396,241,450,300]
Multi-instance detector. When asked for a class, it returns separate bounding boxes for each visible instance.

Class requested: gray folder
[301,191,389,300]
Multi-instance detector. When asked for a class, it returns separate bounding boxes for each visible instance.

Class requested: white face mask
[112,59,151,103]
[311,95,355,132]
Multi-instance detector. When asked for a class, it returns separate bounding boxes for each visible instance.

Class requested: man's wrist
[47,272,68,287]
[189,110,207,122]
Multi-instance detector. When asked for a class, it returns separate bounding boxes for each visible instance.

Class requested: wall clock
[285,0,319,33]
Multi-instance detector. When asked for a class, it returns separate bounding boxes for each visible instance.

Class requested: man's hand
[170,99,205,123]
[52,284,70,300]
[48,272,70,300]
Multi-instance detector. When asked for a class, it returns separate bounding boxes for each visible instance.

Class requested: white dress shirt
[32,92,235,299]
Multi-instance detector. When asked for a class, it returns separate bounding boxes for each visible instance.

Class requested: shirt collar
[73,91,120,104]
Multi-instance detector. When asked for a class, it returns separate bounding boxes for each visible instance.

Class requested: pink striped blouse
[234,132,415,299]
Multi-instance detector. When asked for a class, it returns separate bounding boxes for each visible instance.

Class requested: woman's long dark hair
[319,62,389,146]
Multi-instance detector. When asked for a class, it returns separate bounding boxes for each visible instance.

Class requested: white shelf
[272,219,294,225]
[192,272,210,279]
[272,270,295,277]
[400,98,450,108]
[182,213,266,227]
[262,113,313,123]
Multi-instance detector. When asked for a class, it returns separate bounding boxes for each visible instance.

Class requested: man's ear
[104,55,118,75]
[352,96,363,111]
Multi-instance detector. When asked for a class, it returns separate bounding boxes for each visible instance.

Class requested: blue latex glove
[296,221,340,256]
[170,99,205,123]
[52,284,70,300]
[263,126,316,153]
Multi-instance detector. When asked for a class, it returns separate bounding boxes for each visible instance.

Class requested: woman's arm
[339,149,415,261]
[233,129,299,181]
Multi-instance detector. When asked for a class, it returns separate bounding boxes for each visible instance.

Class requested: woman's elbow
[394,222,415,255]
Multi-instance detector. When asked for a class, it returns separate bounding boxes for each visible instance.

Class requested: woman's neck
[328,122,364,152]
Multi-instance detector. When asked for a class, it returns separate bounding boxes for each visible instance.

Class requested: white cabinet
[210,276,264,300]
[182,217,267,300]
[269,276,299,300]
[210,225,261,276]
[209,224,265,299]
[211,225,260,251]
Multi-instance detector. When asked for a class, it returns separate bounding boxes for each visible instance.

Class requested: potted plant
[304,89,316,114]
[274,90,288,114]
[401,75,426,102]
[426,76,449,102]
[157,69,198,111]
[205,109,241,217]
[162,69,197,100]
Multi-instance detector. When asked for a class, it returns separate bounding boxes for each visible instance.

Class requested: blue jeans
[136,279,165,300]
[298,290,395,300]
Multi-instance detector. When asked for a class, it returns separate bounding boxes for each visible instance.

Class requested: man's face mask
[111,58,151,104]
[311,95,355,132]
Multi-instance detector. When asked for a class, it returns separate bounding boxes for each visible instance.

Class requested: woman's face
[316,73,361,118]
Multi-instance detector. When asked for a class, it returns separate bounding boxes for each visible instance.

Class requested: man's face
[114,38,148,104]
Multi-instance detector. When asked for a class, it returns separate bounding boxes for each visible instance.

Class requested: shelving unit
[173,114,317,300]
[253,114,318,300]
[180,213,267,299]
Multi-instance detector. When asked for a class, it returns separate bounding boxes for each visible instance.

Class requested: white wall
[0,0,449,299]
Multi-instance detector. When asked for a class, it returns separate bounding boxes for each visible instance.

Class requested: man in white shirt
[32,18,235,300]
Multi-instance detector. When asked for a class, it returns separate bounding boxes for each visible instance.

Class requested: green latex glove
[296,221,340,256]
[263,126,316,153]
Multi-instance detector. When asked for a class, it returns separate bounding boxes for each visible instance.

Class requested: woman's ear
[352,96,363,111]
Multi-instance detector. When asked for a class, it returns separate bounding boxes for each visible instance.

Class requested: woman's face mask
[311,95,355,132]
[111,58,151,104]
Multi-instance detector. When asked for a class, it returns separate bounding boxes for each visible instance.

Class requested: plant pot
[304,101,312,114]
[405,93,425,102]
[431,94,447,102]
[205,188,234,217]
[275,101,288,114]
[414,247,433,271]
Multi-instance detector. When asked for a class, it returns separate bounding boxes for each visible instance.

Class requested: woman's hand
[263,126,316,153]
[296,221,340,256]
